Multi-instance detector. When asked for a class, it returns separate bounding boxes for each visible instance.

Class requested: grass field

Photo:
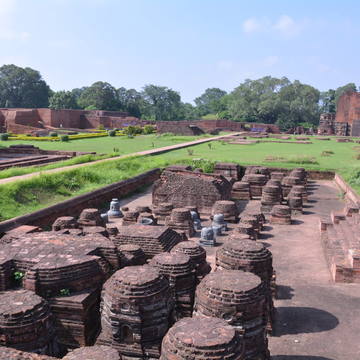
[0,156,174,221]
[0,133,211,180]
[157,136,360,172]
[0,134,208,154]
[1,134,360,221]
[156,135,360,194]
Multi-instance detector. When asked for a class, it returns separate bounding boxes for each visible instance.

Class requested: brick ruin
[320,203,360,283]
[152,169,232,216]
[0,145,92,170]
[156,119,280,135]
[318,91,360,137]
[0,108,145,133]
[193,270,270,359]
[96,265,173,358]
[160,317,245,360]
[0,162,319,359]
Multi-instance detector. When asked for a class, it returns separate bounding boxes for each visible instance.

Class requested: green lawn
[0,134,211,180]
[2,134,360,221]
[155,135,360,194]
[157,136,360,172]
[0,134,207,154]
[0,155,191,221]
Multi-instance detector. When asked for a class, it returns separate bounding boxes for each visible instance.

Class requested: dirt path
[0,133,238,185]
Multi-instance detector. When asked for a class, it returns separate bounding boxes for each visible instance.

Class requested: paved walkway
[0,133,238,185]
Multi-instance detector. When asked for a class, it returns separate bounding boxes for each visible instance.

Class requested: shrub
[0,133,9,141]
[124,125,143,136]
[98,124,105,130]
[60,135,69,142]
[191,158,216,173]
[108,130,116,137]
[60,288,71,296]
[143,125,156,134]
[13,271,24,281]
[49,132,58,137]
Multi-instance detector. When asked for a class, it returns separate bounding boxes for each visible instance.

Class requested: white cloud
[242,14,305,38]
[274,15,302,36]
[242,17,262,33]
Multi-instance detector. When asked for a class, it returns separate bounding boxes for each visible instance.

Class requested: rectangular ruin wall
[0,108,144,132]
[156,119,280,134]
[336,91,360,125]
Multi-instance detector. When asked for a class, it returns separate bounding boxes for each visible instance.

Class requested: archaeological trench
[0,162,359,359]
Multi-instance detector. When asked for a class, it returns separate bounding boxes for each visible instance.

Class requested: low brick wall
[334,173,360,205]
[0,168,160,233]
[243,166,335,180]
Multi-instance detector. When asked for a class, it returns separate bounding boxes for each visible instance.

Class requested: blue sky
[0,0,359,102]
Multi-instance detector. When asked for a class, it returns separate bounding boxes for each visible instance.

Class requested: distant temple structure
[318,91,360,136]
[0,108,144,134]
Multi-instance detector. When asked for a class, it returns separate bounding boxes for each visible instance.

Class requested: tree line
[0,64,358,130]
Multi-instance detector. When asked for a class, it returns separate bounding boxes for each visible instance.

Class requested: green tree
[0,64,50,108]
[319,89,336,113]
[228,76,290,123]
[194,88,227,116]
[118,87,144,118]
[78,81,119,110]
[179,102,199,120]
[142,84,182,121]
[335,83,357,107]
[227,76,319,130]
[276,80,320,130]
[49,90,78,109]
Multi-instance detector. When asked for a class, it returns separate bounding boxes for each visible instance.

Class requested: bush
[143,125,156,134]
[49,132,58,137]
[123,125,143,136]
[60,135,69,142]
[98,124,105,130]
[108,130,116,137]
[0,133,9,141]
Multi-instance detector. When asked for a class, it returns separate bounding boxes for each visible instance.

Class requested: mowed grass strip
[0,133,211,180]
[0,155,205,221]
[0,133,208,154]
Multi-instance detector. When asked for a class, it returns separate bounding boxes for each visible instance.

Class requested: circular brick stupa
[194,270,270,360]
[171,241,211,283]
[97,265,173,359]
[216,239,273,281]
[160,317,245,360]
[63,345,120,360]
[216,239,276,330]
[150,252,196,319]
[0,290,58,356]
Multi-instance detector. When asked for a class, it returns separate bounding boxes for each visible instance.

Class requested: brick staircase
[320,202,360,282]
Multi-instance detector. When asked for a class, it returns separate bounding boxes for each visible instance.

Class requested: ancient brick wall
[156,120,279,134]
[336,91,360,125]
[0,108,142,132]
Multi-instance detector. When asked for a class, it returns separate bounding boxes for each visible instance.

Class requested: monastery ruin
[0,160,359,359]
